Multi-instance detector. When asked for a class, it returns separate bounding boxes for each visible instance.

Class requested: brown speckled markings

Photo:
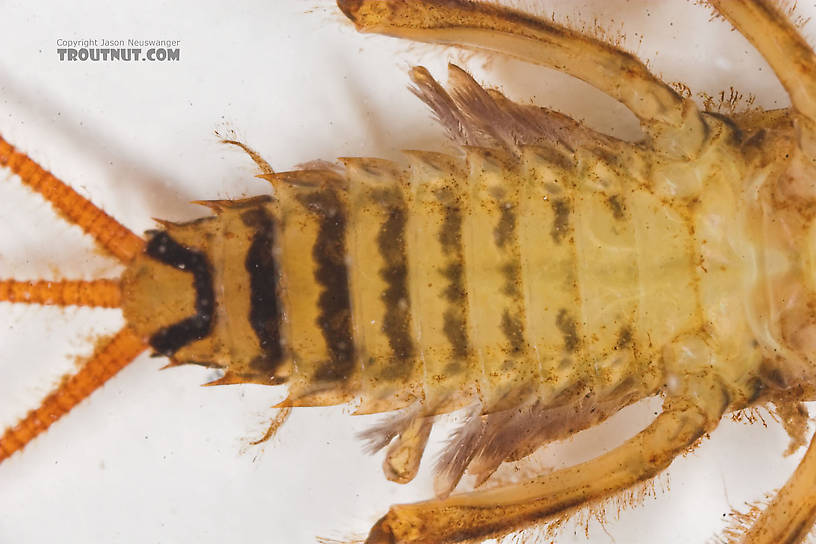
[329,0,816,543]
[462,147,536,411]
[345,157,421,413]
[403,151,480,412]
[8,1,816,543]
[273,168,358,406]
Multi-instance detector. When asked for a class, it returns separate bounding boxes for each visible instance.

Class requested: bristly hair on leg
[488,471,670,544]
[777,0,813,32]
[696,0,812,34]
[479,0,637,53]
[697,87,758,114]
[729,402,810,456]
[713,493,777,544]
[315,535,366,544]
[729,405,771,426]
[771,401,811,456]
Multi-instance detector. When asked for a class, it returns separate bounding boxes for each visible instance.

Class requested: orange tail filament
[0,326,146,462]
[0,135,150,463]
[0,134,144,263]
[0,279,121,308]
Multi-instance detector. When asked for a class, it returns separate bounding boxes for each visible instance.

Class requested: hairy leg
[709,0,816,123]
[337,0,706,157]
[742,428,816,544]
[709,0,816,161]
[365,372,728,544]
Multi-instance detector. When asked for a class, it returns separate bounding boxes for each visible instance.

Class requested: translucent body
[122,78,813,542]
[4,3,816,544]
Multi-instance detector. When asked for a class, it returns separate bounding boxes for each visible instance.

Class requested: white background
[0,1,813,543]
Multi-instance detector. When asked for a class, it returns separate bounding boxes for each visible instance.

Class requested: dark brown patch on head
[606,195,625,221]
[240,207,286,379]
[296,189,355,382]
[375,192,416,376]
[555,308,579,353]
[501,310,525,355]
[550,198,570,243]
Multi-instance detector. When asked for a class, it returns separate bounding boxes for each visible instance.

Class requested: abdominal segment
[140,68,711,429]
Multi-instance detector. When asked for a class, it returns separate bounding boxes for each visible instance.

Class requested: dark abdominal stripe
[299,189,356,382]
[376,196,416,378]
[241,207,286,374]
[146,231,215,356]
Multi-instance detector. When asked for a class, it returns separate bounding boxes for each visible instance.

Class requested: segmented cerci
[4,1,816,543]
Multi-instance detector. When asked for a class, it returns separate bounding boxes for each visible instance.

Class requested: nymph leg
[709,1,816,123]
[365,372,728,544]
[337,0,706,157]
[709,1,816,159]
[742,429,816,544]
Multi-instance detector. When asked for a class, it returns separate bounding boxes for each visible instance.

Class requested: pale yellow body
[58,1,816,543]
[330,1,816,543]
[9,1,816,543]
[118,0,816,540]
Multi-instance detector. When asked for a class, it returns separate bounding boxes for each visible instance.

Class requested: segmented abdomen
[270,140,700,417]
